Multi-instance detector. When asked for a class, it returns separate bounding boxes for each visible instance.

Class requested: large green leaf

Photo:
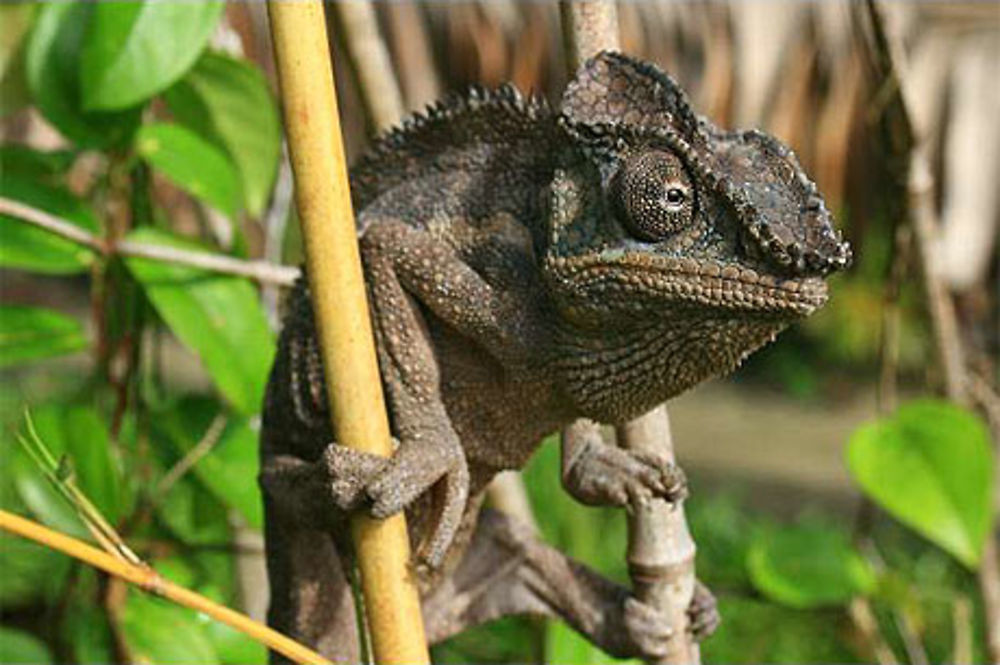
[124,228,274,414]
[0,145,75,181]
[156,475,230,546]
[80,1,224,111]
[165,52,281,216]
[62,596,116,665]
[0,306,87,368]
[847,400,994,568]
[25,3,139,148]
[0,176,98,274]
[135,123,241,218]
[155,396,262,529]
[0,627,52,665]
[0,534,70,607]
[120,591,220,665]
[747,521,875,609]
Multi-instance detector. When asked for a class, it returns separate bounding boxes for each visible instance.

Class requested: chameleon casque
[260,52,851,662]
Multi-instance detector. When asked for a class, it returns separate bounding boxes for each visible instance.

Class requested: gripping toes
[565,442,687,507]
[622,596,673,660]
[363,436,470,569]
[323,445,389,511]
[687,580,720,641]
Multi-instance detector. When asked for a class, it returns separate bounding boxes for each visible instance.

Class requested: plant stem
[0,196,299,286]
[0,510,333,665]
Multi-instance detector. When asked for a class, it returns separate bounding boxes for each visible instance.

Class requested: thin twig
[0,510,333,665]
[849,597,899,665]
[153,414,228,502]
[332,0,405,134]
[0,196,300,287]
[951,594,973,665]
[262,143,296,326]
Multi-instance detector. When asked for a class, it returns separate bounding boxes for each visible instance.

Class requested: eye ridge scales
[261,51,851,662]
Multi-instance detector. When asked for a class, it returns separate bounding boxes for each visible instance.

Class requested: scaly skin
[260,52,850,663]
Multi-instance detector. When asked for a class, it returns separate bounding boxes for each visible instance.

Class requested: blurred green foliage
[0,2,993,663]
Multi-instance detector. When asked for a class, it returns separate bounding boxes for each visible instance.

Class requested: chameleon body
[260,52,850,662]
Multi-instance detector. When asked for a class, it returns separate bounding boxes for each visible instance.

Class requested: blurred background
[0,1,997,663]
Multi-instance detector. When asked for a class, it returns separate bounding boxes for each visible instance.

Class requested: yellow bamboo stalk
[266,3,430,664]
[0,510,332,665]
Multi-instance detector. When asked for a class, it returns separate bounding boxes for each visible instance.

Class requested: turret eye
[612,150,695,242]
[666,187,686,206]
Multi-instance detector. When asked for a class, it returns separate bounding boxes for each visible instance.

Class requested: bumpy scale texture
[260,52,850,663]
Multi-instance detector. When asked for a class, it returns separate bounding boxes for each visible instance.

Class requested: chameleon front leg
[262,213,524,571]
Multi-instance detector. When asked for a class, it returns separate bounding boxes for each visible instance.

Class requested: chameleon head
[542,52,851,417]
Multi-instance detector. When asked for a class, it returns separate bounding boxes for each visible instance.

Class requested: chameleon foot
[687,580,720,641]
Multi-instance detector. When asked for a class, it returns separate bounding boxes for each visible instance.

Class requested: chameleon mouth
[547,252,829,317]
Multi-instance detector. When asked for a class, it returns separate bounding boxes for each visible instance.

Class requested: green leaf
[120,591,220,665]
[747,521,875,608]
[0,627,52,665]
[0,306,87,368]
[165,52,281,216]
[0,533,70,607]
[206,622,267,665]
[124,228,274,414]
[62,597,115,665]
[847,399,994,568]
[0,145,75,181]
[156,476,230,546]
[80,1,224,111]
[545,620,620,665]
[135,123,241,218]
[0,177,98,274]
[155,396,262,529]
[25,3,140,148]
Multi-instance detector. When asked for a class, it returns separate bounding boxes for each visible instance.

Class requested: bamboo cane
[0,510,332,665]
[267,3,430,663]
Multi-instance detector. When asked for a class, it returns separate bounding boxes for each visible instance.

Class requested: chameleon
[260,51,851,662]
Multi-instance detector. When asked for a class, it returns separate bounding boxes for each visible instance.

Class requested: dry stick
[0,196,299,287]
[559,4,700,664]
[0,510,333,665]
[332,0,405,134]
[861,2,1000,662]
[267,3,430,664]
[384,1,441,112]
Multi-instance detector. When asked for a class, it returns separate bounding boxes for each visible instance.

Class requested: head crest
[560,51,702,143]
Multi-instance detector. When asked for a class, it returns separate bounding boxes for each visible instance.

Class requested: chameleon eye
[612,150,695,242]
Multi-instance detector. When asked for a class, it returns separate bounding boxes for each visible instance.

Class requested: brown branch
[0,196,300,287]
[559,5,700,664]
[617,408,700,665]
[849,597,899,665]
[332,0,405,134]
[0,510,333,665]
